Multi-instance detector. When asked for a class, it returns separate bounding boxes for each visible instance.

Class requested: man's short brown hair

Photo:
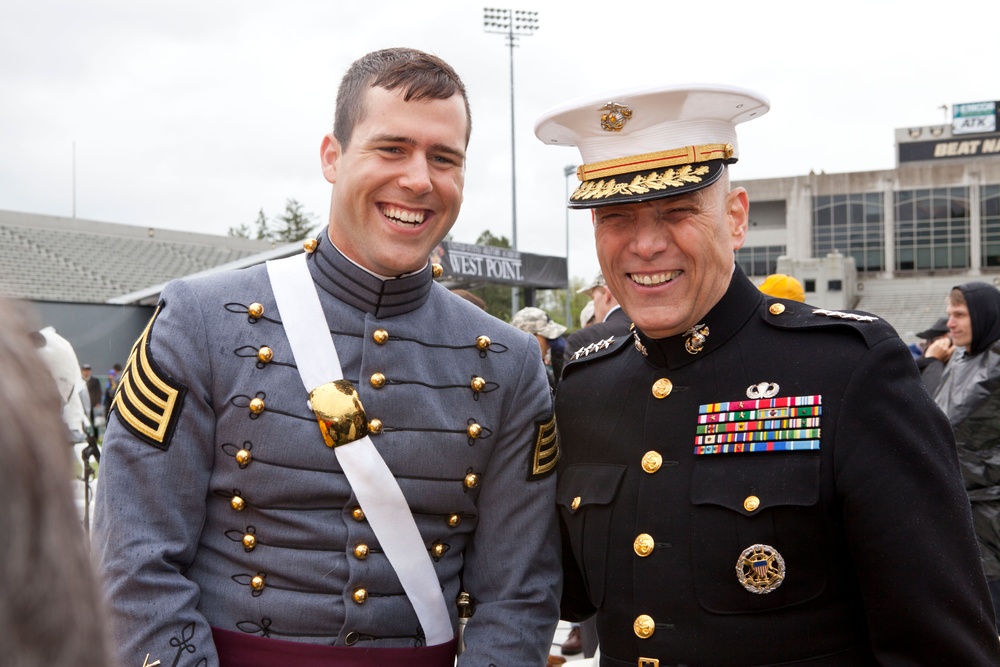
[333,47,471,148]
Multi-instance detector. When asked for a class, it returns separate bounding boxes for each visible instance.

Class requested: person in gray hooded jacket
[934,281,1000,627]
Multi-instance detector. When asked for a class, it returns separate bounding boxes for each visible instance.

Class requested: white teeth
[630,271,680,286]
[382,206,425,224]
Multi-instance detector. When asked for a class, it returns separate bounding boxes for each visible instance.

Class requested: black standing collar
[632,264,762,369]
[305,228,433,319]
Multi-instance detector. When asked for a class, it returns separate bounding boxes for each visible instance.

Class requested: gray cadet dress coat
[93,233,561,667]
[555,267,1000,666]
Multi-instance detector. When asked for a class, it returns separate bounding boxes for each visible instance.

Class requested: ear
[320,133,341,185]
[726,187,750,251]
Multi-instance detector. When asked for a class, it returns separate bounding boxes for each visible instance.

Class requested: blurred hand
[925,336,954,363]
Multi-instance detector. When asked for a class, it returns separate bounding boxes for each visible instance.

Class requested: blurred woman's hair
[0,300,109,666]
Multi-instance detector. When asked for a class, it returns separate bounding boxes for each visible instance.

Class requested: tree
[272,199,315,243]
[467,231,515,322]
[229,201,316,243]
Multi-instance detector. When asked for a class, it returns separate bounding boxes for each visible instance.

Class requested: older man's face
[592,179,748,339]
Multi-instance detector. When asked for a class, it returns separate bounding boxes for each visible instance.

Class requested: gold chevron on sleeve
[529,414,559,480]
[112,305,187,450]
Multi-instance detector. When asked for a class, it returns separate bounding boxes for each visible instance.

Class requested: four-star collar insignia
[812,308,878,323]
[571,336,616,361]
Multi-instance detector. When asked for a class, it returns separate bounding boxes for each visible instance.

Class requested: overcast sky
[3,0,998,285]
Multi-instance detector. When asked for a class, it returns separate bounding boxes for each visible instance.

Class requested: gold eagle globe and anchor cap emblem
[599,101,633,132]
[309,380,370,448]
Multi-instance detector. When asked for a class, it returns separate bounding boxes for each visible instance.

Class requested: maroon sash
[212,627,457,667]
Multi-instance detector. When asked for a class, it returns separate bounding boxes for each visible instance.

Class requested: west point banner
[898,131,1000,163]
[436,241,567,289]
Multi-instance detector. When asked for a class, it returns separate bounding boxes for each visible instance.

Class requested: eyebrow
[369,133,466,161]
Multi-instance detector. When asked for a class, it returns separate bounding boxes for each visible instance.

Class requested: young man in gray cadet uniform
[93,48,561,667]
[535,84,1000,665]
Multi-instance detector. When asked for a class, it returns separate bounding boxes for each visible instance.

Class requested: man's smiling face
[321,85,467,276]
[593,176,748,339]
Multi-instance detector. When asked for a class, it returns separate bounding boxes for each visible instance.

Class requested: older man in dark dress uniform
[536,84,1000,665]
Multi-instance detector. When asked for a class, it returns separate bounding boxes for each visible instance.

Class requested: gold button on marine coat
[769,303,786,315]
[249,398,265,415]
[744,495,761,512]
[367,418,383,434]
[247,303,264,318]
[634,533,655,557]
[351,506,366,521]
[251,575,265,591]
[634,614,655,639]
[475,335,491,351]
[353,544,369,560]
[303,238,318,253]
[447,514,461,528]
[231,495,246,511]
[641,451,662,473]
[652,378,673,399]
[467,423,482,439]
[257,346,273,363]
[464,473,480,489]
[471,376,486,392]
[352,587,368,604]
[235,449,252,466]
[370,372,386,389]
[242,533,257,550]
[431,543,447,558]
[571,496,581,510]
[373,329,389,344]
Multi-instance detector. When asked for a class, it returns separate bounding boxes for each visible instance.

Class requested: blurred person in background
[0,301,109,666]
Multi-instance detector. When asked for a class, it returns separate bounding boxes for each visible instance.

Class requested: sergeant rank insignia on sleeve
[528,415,559,480]
[113,305,188,450]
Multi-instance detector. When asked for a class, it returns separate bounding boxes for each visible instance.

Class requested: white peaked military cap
[534,83,769,208]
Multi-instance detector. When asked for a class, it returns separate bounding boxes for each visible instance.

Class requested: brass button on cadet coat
[370,373,386,389]
[464,473,480,489]
[367,418,383,434]
[256,346,273,363]
[475,335,491,351]
[249,398,265,415]
[467,423,483,439]
[242,533,257,550]
[634,614,655,639]
[351,506,365,522]
[231,495,246,511]
[634,533,655,557]
[235,449,252,466]
[303,238,318,253]
[373,329,389,345]
[641,451,662,473]
[352,588,368,604]
[652,378,672,399]
[744,495,761,512]
[251,575,265,591]
[247,303,264,318]
[353,544,369,560]
[471,376,487,392]
[447,514,461,528]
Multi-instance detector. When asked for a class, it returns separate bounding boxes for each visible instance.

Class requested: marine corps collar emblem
[684,324,709,355]
[599,102,632,132]
[736,543,785,594]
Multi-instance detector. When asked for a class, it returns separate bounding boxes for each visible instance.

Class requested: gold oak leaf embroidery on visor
[529,415,559,480]
[571,165,711,201]
[113,305,188,450]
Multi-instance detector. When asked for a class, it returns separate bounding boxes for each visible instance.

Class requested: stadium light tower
[484,7,539,311]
